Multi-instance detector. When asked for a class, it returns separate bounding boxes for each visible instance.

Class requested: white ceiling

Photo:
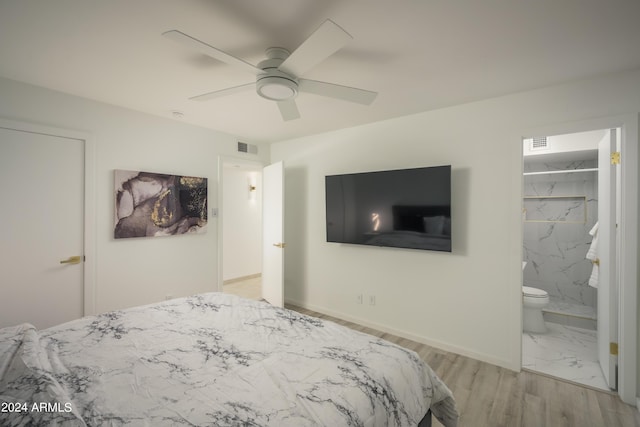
[1,1,639,144]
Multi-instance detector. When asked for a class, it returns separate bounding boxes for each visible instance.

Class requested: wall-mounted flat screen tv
[325,165,451,252]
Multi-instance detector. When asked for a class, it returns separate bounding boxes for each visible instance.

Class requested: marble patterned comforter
[0,293,458,426]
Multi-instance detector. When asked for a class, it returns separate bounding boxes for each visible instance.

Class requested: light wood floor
[224,278,640,427]
[223,275,262,300]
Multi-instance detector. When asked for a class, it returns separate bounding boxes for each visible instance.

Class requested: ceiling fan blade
[278,19,352,77]
[277,100,300,121]
[189,83,255,101]
[298,79,377,105]
[163,30,262,76]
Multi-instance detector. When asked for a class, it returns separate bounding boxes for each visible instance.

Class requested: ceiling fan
[163,19,377,121]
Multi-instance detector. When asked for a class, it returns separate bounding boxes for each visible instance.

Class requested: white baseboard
[285,297,517,371]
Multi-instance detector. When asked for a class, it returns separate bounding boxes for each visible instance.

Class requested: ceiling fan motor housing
[256,48,298,101]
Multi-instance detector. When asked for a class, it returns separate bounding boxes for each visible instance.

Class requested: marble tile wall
[523,159,597,310]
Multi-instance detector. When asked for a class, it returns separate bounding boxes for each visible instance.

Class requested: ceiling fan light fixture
[256,76,298,101]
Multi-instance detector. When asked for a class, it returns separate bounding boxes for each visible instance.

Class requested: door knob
[273,243,286,248]
[60,255,82,265]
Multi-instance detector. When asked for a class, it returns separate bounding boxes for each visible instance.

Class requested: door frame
[517,114,638,405]
[0,117,96,317]
[216,155,265,293]
[597,129,618,389]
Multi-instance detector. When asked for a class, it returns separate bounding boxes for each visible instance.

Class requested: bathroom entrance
[521,128,619,391]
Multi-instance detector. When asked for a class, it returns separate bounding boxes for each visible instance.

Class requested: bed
[0,293,458,426]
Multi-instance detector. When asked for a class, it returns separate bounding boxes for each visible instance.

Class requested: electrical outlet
[356,294,363,304]
[165,294,173,300]
[369,295,376,306]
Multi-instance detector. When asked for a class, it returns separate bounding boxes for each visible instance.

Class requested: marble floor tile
[522,322,610,391]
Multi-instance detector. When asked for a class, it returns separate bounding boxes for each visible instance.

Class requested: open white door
[597,129,618,389]
[262,161,284,307]
[0,126,84,329]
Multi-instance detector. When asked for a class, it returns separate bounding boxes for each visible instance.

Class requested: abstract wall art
[114,170,208,239]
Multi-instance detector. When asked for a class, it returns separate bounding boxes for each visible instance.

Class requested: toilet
[523,286,549,333]
[522,262,549,333]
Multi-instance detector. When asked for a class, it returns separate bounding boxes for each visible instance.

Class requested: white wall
[222,166,262,281]
[0,77,268,314]
[270,69,640,379]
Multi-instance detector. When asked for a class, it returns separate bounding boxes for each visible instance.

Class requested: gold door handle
[273,243,286,248]
[60,256,82,265]
[592,258,600,266]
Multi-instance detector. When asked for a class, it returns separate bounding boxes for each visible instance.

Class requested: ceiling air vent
[530,136,548,151]
[237,141,258,154]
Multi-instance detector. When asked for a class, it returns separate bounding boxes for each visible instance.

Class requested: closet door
[0,125,85,329]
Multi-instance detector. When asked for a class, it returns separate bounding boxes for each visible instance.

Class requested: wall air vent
[530,136,548,151]
[237,141,258,154]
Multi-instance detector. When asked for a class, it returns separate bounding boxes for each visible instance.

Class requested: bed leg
[418,409,432,427]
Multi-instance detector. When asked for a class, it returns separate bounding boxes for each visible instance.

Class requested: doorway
[219,157,264,301]
[521,128,614,391]
[518,115,638,406]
